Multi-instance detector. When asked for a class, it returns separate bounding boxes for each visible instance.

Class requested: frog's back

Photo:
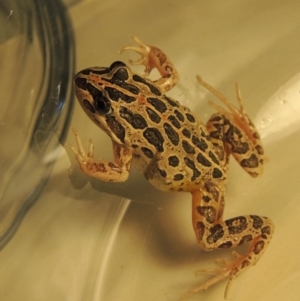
[114,74,225,192]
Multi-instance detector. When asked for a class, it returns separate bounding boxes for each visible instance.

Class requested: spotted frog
[70,36,273,299]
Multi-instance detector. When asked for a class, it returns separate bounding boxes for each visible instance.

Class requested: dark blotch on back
[120,106,147,129]
[186,113,196,123]
[163,123,179,146]
[164,96,179,107]
[212,168,223,178]
[147,97,167,113]
[123,83,140,95]
[159,168,167,178]
[192,135,208,151]
[168,155,180,167]
[173,174,184,181]
[174,109,185,122]
[168,115,181,129]
[197,153,212,167]
[143,128,165,152]
[182,140,195,154]
[184,157,201,181]
[105,116,125,142]
[182,128,191,138]
[141,147,154,159]
[132,74,161,96]
[146,107,161,124]
[184,157,196,170]
[209,151,220,165]
[105,68,140,95]
[105,87,135,103]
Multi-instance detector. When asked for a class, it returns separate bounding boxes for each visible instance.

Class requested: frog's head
[74,61,141,144]
[74,61,134,114]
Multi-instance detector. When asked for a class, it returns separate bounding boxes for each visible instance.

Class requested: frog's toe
[179,269,231,301]
[119,36,153,75]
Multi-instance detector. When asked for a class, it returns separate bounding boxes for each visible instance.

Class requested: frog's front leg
[182,187,274,300]
[120,35,179,93]
[69,128,132,182]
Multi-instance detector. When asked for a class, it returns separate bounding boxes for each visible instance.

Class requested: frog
[69,35,274,299]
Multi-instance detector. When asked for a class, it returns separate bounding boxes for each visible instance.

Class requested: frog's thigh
[206,113,263,177]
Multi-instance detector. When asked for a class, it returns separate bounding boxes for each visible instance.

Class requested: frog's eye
[95,94,112,115]
[87,83,112,115]
[109,61,126,71]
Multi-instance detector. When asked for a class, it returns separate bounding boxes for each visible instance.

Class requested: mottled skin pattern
[69,36,274,299]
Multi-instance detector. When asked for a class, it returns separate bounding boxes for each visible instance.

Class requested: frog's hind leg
[184,188,274,300]
[197,75,264,178]
[184,78,274,299]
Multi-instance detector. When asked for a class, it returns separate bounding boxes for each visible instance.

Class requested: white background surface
[1,1,300,301]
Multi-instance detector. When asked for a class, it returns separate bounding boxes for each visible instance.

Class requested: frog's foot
[119,35,153,76]
[196,75,256,141]
[179,252,245,301]
[69,128,131,182]
[68,127,94,165]
[120,35,179,92]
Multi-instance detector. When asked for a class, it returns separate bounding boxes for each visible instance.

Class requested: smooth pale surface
[1,1,300,301]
